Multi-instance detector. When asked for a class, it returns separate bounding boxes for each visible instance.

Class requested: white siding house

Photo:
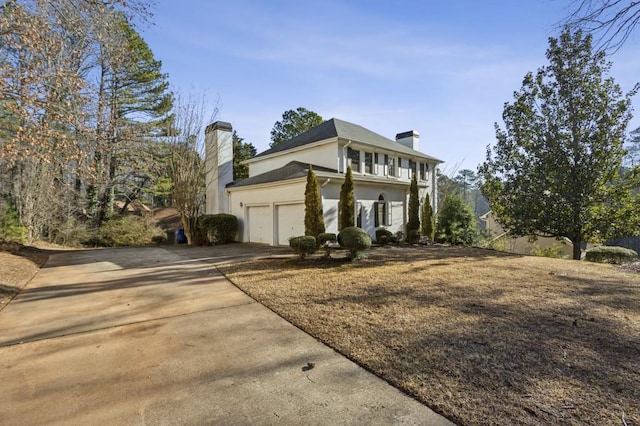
[205,118,443,246]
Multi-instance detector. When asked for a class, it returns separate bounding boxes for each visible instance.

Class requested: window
[364,152,373,174]
[419,163,427,180]
[375,195,390,226]
[385,155,395,177]
[409,160,416,178]
[356,203,363,228]
[398,157,402,177]
[347,147,360,173]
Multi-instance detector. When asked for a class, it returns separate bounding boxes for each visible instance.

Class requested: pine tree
[232,131,256,180]
[406,173,420,242]
[304,165,325,237]
[421,193,435,242]
[339,166,355,230]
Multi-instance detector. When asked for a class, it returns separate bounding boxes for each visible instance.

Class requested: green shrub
[436,194,477,245]
[406,228,421,244]
[289,235,317,259]
[49,217,91,247]
[94,215,165,247]
[375,228,393,246]
[585,246,638,264]
[406,173,420,240]
[421,193,435,241]
[0,206,27,243]
[318,233,337,245]
[338,227,372,259]
[198,214,238,245]
[533,245,564,259]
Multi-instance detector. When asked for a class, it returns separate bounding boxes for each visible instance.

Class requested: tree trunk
[571,236,582,260]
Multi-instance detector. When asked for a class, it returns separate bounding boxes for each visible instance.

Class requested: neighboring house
[479,211,573,258]
[205,118,442,246]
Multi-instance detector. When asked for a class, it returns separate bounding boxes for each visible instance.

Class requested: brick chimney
[395,130,419,151]
[205,121,233,214]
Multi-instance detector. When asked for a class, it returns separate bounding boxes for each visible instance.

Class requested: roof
[227,161,338,188]
[253,118,442,163]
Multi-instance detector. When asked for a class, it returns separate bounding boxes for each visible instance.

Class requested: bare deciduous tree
[165,93,219,245]
[565,0,640,51]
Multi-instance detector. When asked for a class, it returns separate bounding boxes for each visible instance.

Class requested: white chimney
[205,121,233,214]
[396,130,420,151]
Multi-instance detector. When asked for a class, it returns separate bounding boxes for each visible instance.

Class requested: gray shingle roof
[227,161,338,188]
[253,118,442,162]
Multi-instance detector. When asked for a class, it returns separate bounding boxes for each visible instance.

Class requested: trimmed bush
[289,235,317,259]
[318,233,337,245]
[198,214,238,245]
[585,246,638,264]
[375,228,393,246]
[338,227,372,259]
[93,215,165,247]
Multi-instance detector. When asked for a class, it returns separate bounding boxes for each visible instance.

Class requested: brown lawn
[218,246,640,426]
[0,242,49,311]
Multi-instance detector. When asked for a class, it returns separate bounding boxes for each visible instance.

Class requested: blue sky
[142,0,640,172]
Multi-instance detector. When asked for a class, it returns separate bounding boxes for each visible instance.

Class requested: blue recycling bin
[175,227,187,244]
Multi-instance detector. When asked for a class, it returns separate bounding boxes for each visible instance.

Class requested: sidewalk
[0,246,453,425]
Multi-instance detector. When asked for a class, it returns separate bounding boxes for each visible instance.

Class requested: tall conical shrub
[406,173,420,242]
[421,192,435,242]
[304,165,325,237]
[339,166,355,230]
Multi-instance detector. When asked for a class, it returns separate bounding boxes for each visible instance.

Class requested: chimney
[205,121,233,214]
[395,130,420,151]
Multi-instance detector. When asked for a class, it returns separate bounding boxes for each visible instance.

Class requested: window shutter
[386,202,392,225]
[374,202,379,227]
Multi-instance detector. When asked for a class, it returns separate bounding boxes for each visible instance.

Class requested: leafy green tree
[232,131,256,180]
[480,29,638,260]
[421,192,435,242]
[339,166,355,230]
[270,107,323,147]
[436,194,477,245]
[304,165,325,238]
[406,173,420,242]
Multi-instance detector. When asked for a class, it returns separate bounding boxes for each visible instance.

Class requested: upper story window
[419,162,428,180]
[364,152,374,174]
[409,160,416,178]
[385,154,396,177]
[347,147,360,173]
[398,157,402,177]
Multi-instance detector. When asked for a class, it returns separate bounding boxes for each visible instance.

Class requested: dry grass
[218,246,640,426]
[0,242,49,311]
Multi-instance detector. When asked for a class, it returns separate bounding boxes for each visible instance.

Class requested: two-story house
[205,118,442,246]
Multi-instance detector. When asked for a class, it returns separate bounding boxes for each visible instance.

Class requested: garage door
[247,206,271,244]
[277,204,305,245]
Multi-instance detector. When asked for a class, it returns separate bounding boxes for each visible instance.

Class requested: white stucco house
[205,118,443,246]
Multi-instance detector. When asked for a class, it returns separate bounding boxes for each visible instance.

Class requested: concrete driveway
[0,245,453,425]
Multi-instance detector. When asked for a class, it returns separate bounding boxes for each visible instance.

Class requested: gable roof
[253,118,442,163]
[228,161,338,188]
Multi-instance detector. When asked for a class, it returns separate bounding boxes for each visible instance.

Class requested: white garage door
[277,204,305,245]
[247,206,271,244]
